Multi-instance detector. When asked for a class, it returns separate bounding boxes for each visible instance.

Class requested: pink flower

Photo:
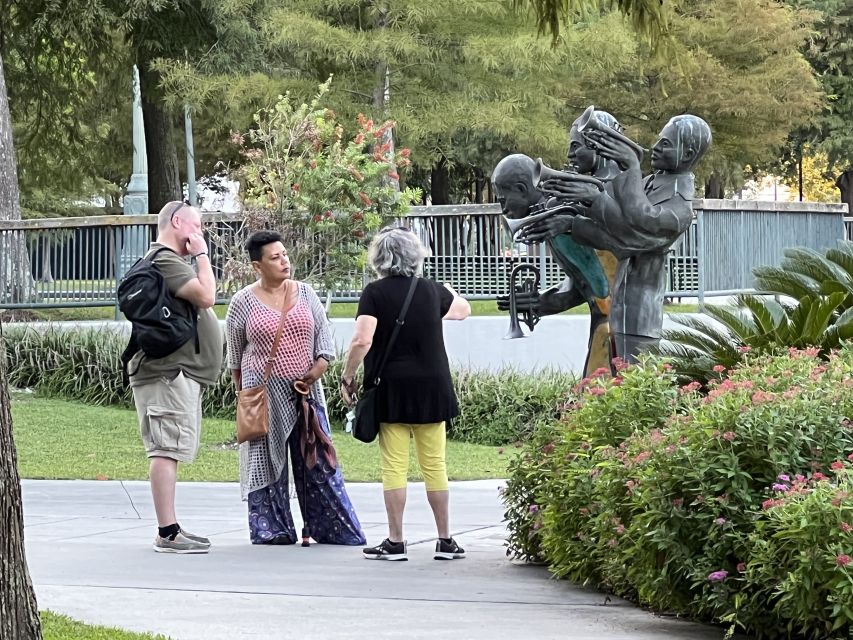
[615,524,626,535]
[588,387,606,396]
[751,391,776,405]
[633,451,652,465]
[837,554,851,567]
[762,498,783,510]
[612,357,630,372]
[680,381,702,394]
[611,377,623,386]
[848,453,853,462]
[772,483,789,492]
[737,562,746,572]
[592,367,610,377]
[722,431,736,442]
[813,472,828,481]
[778,474,791,482]
[529,504,539,513]
[737,345,752,353]
[662,363,673,371]
[712,365,726,373]
[832,461,845,471]
[841,522,852,533]
[608,538,618,548]
[707,570,728,582]
[714,517,728,526]
[805,347,820,357]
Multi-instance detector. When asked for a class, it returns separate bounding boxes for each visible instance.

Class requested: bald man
[129,201,223,554]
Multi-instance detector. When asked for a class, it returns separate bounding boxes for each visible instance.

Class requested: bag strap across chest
[372,276,419,386]
[263,284,293,383]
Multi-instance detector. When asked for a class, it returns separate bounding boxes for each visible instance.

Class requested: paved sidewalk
[23,479,726,640]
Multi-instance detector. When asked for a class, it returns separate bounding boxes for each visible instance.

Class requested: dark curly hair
[244,230,284,262]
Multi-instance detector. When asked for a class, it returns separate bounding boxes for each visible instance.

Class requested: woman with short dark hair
[226,230,365,546]
[340,226,471,561]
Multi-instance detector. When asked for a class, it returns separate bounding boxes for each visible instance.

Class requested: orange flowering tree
[220,78,419,298]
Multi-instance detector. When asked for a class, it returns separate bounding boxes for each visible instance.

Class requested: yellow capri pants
[378,422,449,492]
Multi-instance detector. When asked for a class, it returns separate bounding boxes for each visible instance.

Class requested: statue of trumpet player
[491,152,614,376]
[522,111,712,362]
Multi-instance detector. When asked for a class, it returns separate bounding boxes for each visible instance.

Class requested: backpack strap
[149,244,201,355]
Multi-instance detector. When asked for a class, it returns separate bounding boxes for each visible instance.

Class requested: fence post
[114,226,122,321]
[696,208,706,313]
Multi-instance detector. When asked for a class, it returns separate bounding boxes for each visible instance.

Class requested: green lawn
[4,299,699,322]
[42,612,170,640]
[11,394,511,482]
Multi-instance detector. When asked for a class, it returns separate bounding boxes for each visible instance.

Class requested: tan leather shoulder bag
[235,292,289,444]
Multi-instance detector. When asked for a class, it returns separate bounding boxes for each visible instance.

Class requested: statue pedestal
[118,174,149,279]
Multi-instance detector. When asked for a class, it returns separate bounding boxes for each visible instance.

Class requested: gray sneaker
[179,529,211,546]
[153,531,211,554]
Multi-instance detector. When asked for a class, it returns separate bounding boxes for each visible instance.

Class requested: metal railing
[0,201,848,313]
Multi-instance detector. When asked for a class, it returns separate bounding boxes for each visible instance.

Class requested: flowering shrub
[217,78,420,296]
[737,470,853,638]
[504,348,853,638]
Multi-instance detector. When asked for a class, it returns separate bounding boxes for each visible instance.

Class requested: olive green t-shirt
[129,243,224,388]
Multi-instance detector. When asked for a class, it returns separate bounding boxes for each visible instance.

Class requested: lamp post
[118,65,149,280]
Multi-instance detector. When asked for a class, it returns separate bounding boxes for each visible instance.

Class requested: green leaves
[503,348,853,637]
[217,79,419,295]
[659,242,853,382]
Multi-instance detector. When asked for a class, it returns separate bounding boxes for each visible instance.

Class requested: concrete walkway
[23,479,726,640]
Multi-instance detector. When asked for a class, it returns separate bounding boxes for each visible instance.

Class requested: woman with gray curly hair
[341,225,470,561]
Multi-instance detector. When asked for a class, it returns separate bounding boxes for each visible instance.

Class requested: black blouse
[356,275,459,424]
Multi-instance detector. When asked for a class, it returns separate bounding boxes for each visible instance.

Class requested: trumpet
[503,207,558,242]
[503,199,584,243]
[504,263,541,340]
[533,158,605,192]
[576,105,647,159]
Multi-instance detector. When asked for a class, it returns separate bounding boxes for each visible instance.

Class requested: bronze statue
[491,149,614,376]
[523,112,712,362]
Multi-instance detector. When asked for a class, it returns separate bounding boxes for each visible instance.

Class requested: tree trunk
[431,159,450,205]
[837,169,853,215]
[0,54,42,640]
[0,53,35,304]
[704,173,724,199]
[139,66,181,215]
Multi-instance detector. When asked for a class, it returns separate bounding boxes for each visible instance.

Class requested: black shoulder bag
[352,277,419,444]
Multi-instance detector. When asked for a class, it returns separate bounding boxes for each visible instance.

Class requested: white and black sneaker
[434,538,466,560]
[363,538,408,561]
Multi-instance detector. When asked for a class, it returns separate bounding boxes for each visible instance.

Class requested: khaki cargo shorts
[132,373,202,463]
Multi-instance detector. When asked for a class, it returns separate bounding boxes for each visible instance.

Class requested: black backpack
[117,247,199,377]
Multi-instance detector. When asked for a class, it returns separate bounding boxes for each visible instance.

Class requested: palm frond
[823,306,853,348]
[827,242,853,280]
[703,304,757,341]
[753,266,821,299]
[800,292,847,345]
[667,313,741,353]
[512,0,671,43]
[736,295,787,336]
[782,247,852,287]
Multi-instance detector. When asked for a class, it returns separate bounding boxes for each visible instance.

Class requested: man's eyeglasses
[167,199,191,221]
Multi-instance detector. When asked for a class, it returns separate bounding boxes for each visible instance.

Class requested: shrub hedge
[2,326,574,446]
[503,349,853,639]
